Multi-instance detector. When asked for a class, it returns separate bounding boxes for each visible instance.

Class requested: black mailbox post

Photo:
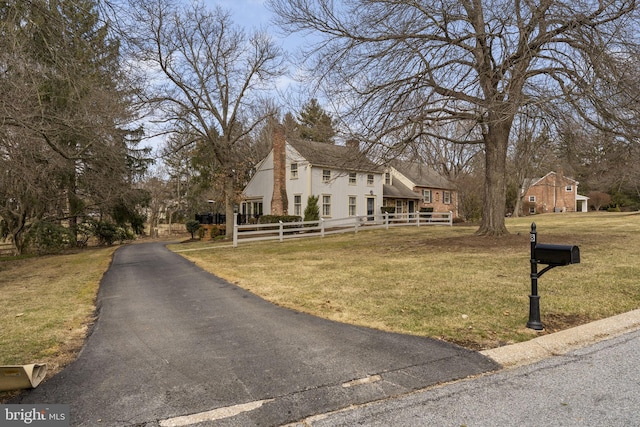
[527,223,580,330]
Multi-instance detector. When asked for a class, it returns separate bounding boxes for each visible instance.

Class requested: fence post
[384,212,389,230]
[279,221,284,242]
[449,211,453,226]
[416,212,420,227]
[233,213,238,248]
[355,216,359,234]
[321,218,325,237]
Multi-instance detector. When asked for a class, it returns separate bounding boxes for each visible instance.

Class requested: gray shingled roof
[288,139,383,173]
[390,160,454,190]
[383,182,420,199]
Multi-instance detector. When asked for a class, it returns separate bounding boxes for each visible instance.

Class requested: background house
[241,129,384,221]
[522,171,589,215]
[384,161,458,217]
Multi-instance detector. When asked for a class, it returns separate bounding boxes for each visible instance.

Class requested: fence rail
[232,211,453,247]
[0,243,17,256]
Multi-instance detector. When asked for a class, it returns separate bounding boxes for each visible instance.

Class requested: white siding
[306,167,382,218]
[243,143,384,218]
[243,152,274,210]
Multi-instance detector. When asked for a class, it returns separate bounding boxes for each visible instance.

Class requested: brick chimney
[271,124,288,215]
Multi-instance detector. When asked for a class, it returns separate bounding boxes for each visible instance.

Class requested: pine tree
[0,0,148,251]
[297,99,336,144]
[303,195,320,222]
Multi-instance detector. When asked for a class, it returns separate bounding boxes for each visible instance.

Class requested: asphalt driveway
[13,242,499,426]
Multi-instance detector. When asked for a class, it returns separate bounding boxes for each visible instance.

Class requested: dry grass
[173,212,640,350]
[1,212,638,401]
[0,246,116,401]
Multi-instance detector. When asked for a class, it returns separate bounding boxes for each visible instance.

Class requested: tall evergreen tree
[0,0,149,251]
[297,99,336,144]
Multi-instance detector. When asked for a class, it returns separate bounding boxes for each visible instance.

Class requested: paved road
[293,328,640,426]
[12,242,498,426]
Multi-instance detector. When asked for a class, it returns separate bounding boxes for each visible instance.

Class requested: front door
[367,197,375,220]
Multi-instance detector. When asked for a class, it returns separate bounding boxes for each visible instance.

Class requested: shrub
[258,215,302,224]
[92,221,119,246]
[304,195,320,222]
[25,221,74,255]
[209,225,222,238]
[185,219,200,239]
[197,226,207,239]
[380,206,395,214]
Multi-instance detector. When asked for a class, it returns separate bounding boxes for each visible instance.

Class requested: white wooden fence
[232,211,453,247]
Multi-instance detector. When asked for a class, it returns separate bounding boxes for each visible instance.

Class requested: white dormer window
[367,174,374,185]
[323,169,331,182]
[349,172,357,184]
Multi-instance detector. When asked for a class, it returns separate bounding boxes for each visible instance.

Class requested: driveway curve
[13,242,499,426]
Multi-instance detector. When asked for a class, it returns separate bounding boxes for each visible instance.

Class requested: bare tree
[127,0,285,236]
[268,0,640,235]
[508,107,556,217]
[587,191,612,211]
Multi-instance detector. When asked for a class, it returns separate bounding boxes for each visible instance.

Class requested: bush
[209,225,223,238]
[25,221,74,255]
[304,195,320,222]
[92,221,119,246]
[258,215,302,224]
[380,206,395,214]
[197,226,207,239]
[185,219,200,239]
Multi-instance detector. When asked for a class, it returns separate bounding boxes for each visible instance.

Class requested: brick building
[522,171,588,215]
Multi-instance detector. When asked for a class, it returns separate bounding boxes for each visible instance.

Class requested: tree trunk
[512,194,523,218]
[477,122,510,236]
[224,173,235,240]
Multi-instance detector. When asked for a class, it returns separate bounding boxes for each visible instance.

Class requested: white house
[241,128,384,221]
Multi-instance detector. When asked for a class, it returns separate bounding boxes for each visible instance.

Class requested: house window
[348,196,357,216]
[566,185,573,192]
[385,172,391,185]
[294,195,302,216]
[443,191,451,204]
[422,189,432,203]
[349,172,357,184]
[322,195,331,216]
[291,163,298,179]
[322,169,331,182]
[529,195,536,202]
[529,207,536,214]
[252,201,263,217]
[396,200,403,214]
[367,174,374,185]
